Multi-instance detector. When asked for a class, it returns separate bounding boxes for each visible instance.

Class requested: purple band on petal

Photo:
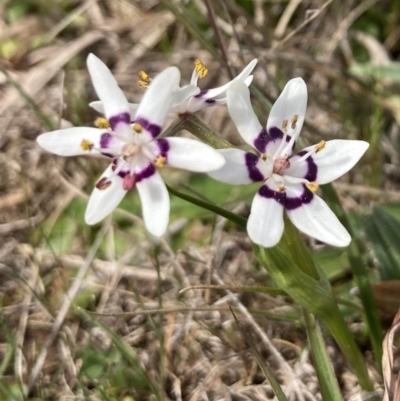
[285,186,313,210]
[253,128,269,153]
[258,184,286,205]
[295,151,317,182]
[245,152,264,182]
[135,116,162,138]
[136,163,156,183]
[194,89,208,98]
[268,126,285,141]
[100,132,112,148]
[109,112,131,132]
[156,138,170,158]
[259,183,314,210]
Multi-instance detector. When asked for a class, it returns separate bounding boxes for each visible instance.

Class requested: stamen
[80,139,94,152]
[315,140,326,153]
[94,117,110,129]
[194,60,208,78]
[282,119,288,132]
[132,123,142,133]
[154,155,166,168]
[96,177,112,190]
[291,115,298,129]
[277,185,286,192]
[138,70,150,89]
[306,182,319,192]
[260,153,267,161]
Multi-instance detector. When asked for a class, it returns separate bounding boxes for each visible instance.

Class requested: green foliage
[364,206,400,280]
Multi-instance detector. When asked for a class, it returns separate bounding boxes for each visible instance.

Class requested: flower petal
[247,181,285,248]
[290,140,369,185]
[85,164,128,225]
[266,77,307,146]
[172,84,201,108]
[151,137,225,172]
[89,101,139,121]
[208,148,266,184]
[37,127,123,157]
[199,59,258,100]
[136,167,170,237]
[286,193,351,247]
[86,54,133,142]
[227,80,265,151]
[134,66,180,141]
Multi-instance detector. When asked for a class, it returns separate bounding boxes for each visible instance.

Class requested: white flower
[89,59,258,118]
[209,79,369,248]
[37,54,225,236]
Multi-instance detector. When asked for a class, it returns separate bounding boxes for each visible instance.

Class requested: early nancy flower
[37,54,225,236]
[89,58,258,118]
[209,79,369,248]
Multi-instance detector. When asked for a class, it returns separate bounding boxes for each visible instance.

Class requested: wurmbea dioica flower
[209,79,369,248]
[37,54,225,236]
[89,58,258,118]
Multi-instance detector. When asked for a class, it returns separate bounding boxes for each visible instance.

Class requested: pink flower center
[273,158,290,175]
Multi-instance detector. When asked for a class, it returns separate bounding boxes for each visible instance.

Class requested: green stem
[166,184,246,229]
[321,184,383,369]
[303,309,343,401]
[180,114,233,149]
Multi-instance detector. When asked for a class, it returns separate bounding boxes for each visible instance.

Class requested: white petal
[208,148,266,184]
[227,80,264,151]
[37,127,123,156]
[89,101,139,121]
[303,140,369,185]
[172,84,201,108]
[86,54,132,141]
[153,137,225,172]
[267,77,307,141]
[134,66,180,140]
[85,165,127,225]
[136,169,170,237]
[247,182,285,248]
[200,58,258,100]
[286,193,351,247]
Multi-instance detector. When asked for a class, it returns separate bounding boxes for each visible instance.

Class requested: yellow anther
[315,140,326,153]
[94,117,110,129]
[132,123,142,133]
[80,139,94,152]
[154,155,166,168]
[282,119,288,132]
[306,182,319,192]
[277,185,286,192]
[260,153,267,161]
[138,70,150,89]
[291,115,298,129]
[194,59,208,78]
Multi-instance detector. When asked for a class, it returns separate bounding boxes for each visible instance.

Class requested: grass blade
[303,309,343,401]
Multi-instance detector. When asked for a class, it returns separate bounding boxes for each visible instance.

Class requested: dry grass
[1,0,399,399]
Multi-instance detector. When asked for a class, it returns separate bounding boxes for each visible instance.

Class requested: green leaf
[350,62,400,82]
[364,206,400,280]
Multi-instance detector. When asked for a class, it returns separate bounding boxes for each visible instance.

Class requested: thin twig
[272,0,333,50]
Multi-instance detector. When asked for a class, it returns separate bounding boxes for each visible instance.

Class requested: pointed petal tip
[86,53,102,70]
